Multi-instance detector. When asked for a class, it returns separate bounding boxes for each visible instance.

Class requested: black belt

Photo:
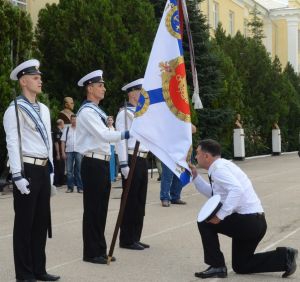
[243,212,265,217]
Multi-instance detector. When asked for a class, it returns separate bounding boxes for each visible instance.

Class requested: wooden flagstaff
[107,140,140,264]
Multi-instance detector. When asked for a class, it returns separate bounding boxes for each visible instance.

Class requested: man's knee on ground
[232,261,249,274]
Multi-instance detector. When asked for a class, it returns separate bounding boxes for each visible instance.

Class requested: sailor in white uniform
[3,59,60,282]
[75,70,130,264]
[116,78,150,250]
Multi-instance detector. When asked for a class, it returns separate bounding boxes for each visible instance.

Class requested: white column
[264,19,273,56]
[233,129,245,160]
[287,18,299,72]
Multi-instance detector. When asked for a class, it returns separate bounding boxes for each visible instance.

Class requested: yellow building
[200,0,300,72]
[10,0,59,26]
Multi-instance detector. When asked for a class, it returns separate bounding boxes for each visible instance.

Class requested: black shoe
[16,279,36,282]
[195,266,227,279]
[35,273,60,281]
[171,199,186,205]
[83,256,107,264]
[282,247,298,278]
[120,242,144,250]
[83,254,115,264]
[157,176,161,181]
[138,242,150,248]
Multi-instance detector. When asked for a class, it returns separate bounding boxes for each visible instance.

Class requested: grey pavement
[0,153,299,282]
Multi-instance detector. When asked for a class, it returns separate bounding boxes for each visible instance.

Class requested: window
[244,19,248,37]
[213,2,219,30]
[229,11,235,35]
[10,0,27,9]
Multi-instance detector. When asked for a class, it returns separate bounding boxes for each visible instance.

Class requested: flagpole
[107,141,140,265]
[178,0,203,109]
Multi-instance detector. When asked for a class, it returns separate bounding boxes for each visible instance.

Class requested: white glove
[50,173,57,197]
[50,173,54,185]
[121,166,130,179]
[15,178,30,195]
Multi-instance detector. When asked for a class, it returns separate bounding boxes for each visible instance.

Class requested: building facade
[10,0,59,26]
[200,0,300,72]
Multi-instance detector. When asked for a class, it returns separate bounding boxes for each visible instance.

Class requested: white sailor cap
[10,59,42,81]
[197,195,222,222]
[121,78,144,93]
[77,70,104,87]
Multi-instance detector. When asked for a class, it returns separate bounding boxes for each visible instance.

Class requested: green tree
[248,5,265,43]
[283,63,300,150]
[35,0,156,119]
[0,0,33,174]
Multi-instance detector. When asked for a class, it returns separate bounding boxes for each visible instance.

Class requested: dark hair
[198,139,221,157]
[70,114,76,118]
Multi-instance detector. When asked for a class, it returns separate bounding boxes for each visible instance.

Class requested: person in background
[61,114,83,193]
[107,116,117,182]
[53,119,65,187]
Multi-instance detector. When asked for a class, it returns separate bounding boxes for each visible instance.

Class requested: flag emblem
[166,4,181,39]
[135,89,150,117]
[160,56,190,122]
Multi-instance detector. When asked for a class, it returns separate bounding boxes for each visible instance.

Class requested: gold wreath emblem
[165,4,181,39]
[186,145,193,163]
[160,56,191,123]
[134,89,150,118]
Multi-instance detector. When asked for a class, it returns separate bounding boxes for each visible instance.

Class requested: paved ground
[0,153,299,282]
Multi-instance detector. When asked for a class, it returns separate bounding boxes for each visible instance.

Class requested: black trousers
[120,156,148,245]
[81,157,111,258]
[53,158,65,186]
[198,213,288,274]
[13,163,51,280]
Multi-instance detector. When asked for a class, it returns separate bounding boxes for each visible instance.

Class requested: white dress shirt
[3,102,53,175]
[75,106,122,155]
[115,105,148,166]
[193,158,263,220]
[61,126,76,153]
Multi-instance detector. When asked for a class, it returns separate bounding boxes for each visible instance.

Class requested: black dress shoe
[16,279,36,282]
[282,247,298,278]
[120,242,144,250]
[138,241,150,248]
[83,256,107,264]
[35,273,60,281]
[171,199,186,205]
[83,254,116,264]
[195,266,227,279]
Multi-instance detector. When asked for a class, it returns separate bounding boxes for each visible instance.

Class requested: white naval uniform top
[115,104,148,166]
[3,101,53,175]
[75,105,123,155]
[193,158,263,220]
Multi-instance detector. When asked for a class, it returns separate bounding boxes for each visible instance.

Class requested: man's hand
[121,166,130,179]
[207,215,221,224]
[189,163,198,179]
[15,178,30,195]
[56,154,60,160]
[62,152,67,160]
